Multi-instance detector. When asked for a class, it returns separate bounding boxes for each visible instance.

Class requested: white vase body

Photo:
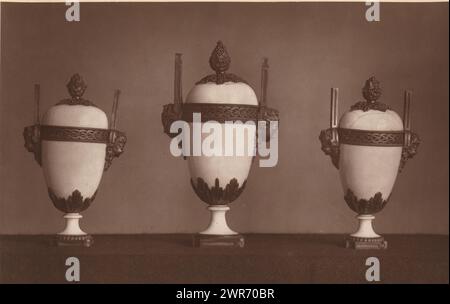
[339,109,403,238]
[186,82,258,235]
[41,104,108,234]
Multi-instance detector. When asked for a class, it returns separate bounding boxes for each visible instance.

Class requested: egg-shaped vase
[42,104,108,238]
[23,74,127,247]
[339,109,404,215]
[162,42,279,247]
[319,77,420,249]
[339,109,403,243]
[186,82,258,237]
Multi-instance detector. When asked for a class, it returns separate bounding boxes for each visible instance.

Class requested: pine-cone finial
[67,73,87,100]
[362,76,382,103]
[209,41,231,75]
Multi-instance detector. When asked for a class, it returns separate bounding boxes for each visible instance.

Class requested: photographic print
[0,0,448,291]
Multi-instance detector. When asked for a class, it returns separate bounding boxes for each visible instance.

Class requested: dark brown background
[0,2,448,235]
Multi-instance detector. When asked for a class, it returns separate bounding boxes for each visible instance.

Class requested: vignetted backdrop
[1,2,448,234]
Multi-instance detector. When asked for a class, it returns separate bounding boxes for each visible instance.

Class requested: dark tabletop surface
[0,234,448,283]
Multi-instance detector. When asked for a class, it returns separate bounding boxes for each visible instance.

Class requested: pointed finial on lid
[362,76,382,103]
[350,76,389,112]
[67,73,87,100]
[209,41,231,75]
[196,41,247,85]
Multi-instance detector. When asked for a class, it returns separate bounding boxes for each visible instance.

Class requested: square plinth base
[56,234,94,247]
[346,236,387,250]
[193,234,245,248]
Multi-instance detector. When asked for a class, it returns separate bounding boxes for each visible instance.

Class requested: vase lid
[195,41,248,86]
[186,41,258,106]
[340,76,403,131]
[42,73,108,129]
[349,76,391,112]
[56,73,98,107]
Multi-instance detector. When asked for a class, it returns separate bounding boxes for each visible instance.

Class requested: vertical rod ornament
[403,90,412,146]
[260,57,269,107]
[111,89,121,130]
[331,87,339,143]
[174,53,183,112]
[35,84,41,125]
[109,89,121,144]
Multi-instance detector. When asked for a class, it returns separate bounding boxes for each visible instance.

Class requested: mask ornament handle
[400,90,420,172]
[105,89,127,171]
[23,84,42,165]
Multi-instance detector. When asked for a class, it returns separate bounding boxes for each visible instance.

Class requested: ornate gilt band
[338,128,404,147]
[319,127,419,172]
[24,124,126,171]
[40,125,110,144]
[181,103,280,123]
[161,103,279,137]
[181,103,260,122]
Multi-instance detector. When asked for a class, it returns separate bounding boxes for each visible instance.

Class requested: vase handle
[399,130,420,172]
[23,124,42,166]
[319,127,340,169]
[104,130,127,171]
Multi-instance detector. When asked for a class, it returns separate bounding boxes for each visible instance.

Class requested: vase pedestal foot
[345,214,387,249]
[345,236,387,250]
[193,234,245,248]
[193,205,244,247]
[56,234,94,247]
[55,213,93,247]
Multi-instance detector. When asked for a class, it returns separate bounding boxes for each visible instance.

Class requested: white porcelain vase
[162,42,279,247]
[24,74,126,247]
[319,77,420,249]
